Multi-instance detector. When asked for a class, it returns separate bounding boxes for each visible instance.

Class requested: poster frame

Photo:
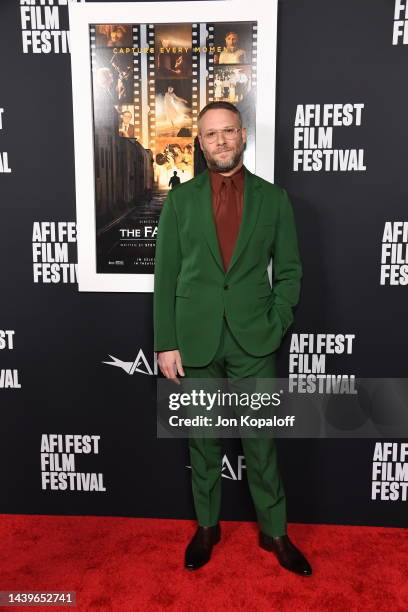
[69,0,278,292]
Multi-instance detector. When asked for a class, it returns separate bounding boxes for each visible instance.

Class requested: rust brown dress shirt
[209,165,245,272]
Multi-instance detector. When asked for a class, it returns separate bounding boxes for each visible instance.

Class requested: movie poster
[89,20,258,274]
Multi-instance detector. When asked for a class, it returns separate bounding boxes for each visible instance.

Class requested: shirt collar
[209,164,245,194]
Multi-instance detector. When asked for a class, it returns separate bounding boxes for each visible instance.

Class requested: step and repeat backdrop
[0,0,407,528]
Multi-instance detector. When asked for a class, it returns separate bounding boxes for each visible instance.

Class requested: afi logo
[221,454,246,480]
[187,454,246,481]
[102,349,157,375]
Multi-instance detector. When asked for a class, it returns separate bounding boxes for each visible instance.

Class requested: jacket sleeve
[153,190,181,352]
[271,188,303,339]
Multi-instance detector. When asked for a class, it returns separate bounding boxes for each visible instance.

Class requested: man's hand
[157,350,185,384]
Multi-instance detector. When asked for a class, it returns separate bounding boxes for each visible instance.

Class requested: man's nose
[215,130,226,144]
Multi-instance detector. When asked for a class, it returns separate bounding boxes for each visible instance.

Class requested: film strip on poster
[70,2,277,291]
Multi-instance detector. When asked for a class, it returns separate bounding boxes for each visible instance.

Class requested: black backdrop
[0,0,407,528]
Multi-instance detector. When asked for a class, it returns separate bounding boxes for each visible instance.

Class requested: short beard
[204,142,245,173]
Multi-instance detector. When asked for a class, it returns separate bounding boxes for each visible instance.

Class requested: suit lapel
[196,170,224,272]
[226,167,262,277]
[196,166,263,277]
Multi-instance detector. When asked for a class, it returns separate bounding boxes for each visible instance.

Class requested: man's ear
[242,127,247,145]
[197,134,203,151]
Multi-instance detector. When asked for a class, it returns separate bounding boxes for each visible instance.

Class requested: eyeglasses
[202,127,241,143]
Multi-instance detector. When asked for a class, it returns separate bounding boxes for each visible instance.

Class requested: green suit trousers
[183,314,287,538]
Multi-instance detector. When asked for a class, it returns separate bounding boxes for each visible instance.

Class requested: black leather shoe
[259,532,312,576]
[184,523,221,570]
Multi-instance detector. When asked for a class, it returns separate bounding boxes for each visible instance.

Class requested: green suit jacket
[153,166,302,367]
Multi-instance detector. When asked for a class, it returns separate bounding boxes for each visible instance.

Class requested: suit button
[224,284,229,290]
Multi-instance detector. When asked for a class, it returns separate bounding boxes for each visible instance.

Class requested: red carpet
[0,515,407,611]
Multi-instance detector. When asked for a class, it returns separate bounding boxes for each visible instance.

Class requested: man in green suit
[153,101,311,576]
